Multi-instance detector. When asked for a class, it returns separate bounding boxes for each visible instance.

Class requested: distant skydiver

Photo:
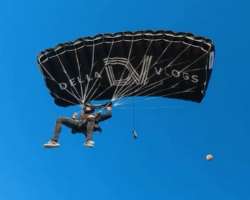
[44,102,113,148]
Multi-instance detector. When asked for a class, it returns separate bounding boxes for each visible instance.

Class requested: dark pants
[51,111,112,142]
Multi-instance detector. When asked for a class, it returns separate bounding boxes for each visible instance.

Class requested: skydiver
[43,102,113,148]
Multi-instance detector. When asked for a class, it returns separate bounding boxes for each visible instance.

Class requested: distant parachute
[37,30,215,106]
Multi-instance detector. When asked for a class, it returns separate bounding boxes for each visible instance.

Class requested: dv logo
[104,56,152,86]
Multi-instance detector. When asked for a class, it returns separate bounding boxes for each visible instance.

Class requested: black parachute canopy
[37,30,215,107]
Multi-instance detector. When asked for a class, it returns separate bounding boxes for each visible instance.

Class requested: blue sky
[0,0,250,199]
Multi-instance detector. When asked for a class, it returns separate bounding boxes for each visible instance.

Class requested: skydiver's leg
[51,117,79,142]
[84,119,95,147]
[86,120,95,141]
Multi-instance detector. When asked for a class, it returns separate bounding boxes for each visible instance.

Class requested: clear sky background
[0,0,250,199]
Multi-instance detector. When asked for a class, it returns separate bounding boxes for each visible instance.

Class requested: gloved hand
[72,112,78,119]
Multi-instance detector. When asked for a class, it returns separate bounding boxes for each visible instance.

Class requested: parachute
[37,30,215,106]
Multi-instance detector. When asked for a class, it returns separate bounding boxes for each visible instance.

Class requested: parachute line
[112,36,135,99]
[114,40,154,99]
[74,48,84,101]
[116,42,189,100]
[38,61,82,103]
[56,55,82,100]
[85,41,115,101]
[83,41,96,103]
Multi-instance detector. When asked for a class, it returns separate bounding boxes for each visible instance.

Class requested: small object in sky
[206,153,214,161]
[132,130,138,139]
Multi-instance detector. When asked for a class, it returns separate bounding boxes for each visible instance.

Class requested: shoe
[43,140,60,148]
[84,140,95,148]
